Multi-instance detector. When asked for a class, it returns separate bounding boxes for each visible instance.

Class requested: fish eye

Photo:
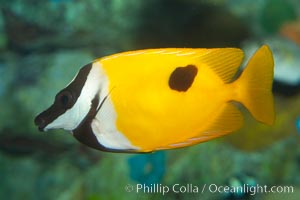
[56,90,74,109]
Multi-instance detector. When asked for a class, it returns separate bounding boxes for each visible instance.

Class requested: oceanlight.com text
[208,184,293,196]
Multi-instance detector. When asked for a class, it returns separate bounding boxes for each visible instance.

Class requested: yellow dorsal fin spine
[235,45,275,125]
[197,48,244,83]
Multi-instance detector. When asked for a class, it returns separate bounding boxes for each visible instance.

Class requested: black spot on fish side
[168,65,198,91]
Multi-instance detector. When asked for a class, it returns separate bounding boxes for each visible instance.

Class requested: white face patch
[86,63,139,150]
[44,64,104,131]
[36,61,138,152]
[91,94,139,150]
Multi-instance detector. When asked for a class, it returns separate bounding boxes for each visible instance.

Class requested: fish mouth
[34,114,47,132]
[34,103,64,132]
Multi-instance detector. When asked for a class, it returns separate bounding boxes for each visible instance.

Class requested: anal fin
[201,103,244,138]
[154,103,244,151]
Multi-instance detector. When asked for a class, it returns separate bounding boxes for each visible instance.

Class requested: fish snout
[34,114,47,132]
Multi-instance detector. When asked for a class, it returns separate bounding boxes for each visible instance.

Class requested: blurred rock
[0,156,40,200]
[0,11,7,51]
[0,133,70,157]
[2,8,56,54]
[280,20,300,47]
[223,92,300,152]
[260,0,297,34]
[226,0,300,37]
[133,0,249,48]
[261,187,300,200]
[1,0,250,54]
[243,37,300,96]
[1,0,142,53]
[0,1,299,200]
[0,50,93,134]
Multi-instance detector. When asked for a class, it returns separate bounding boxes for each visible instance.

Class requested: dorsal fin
[197,48,244,83]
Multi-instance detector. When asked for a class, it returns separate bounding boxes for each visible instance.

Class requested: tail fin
[235,45,275,125]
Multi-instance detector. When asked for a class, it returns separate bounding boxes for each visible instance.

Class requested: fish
[34,45,275,153]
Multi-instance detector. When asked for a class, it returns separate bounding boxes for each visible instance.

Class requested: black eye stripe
[34,63,93,131]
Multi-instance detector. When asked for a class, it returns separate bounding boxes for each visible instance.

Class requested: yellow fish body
[35,45,274,153]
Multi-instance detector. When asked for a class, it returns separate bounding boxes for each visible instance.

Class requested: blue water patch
[296,118,300,133]
[128,151,166,185]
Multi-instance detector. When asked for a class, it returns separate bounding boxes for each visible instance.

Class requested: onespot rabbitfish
[35,45,275,153]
